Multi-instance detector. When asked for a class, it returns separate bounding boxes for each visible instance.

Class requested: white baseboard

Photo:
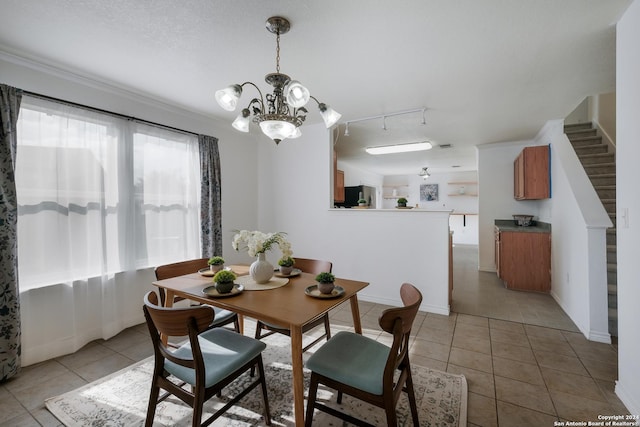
[615,380,640,417]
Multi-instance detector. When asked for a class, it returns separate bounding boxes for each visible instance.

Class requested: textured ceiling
[0,0,631,175]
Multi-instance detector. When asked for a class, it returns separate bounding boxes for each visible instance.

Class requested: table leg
[349,295,363,334]
[290,324,305,426]
[164,290,175,308]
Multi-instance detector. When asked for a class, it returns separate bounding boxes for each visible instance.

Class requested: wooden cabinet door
[514,145,550,200]
[334,170,345,202]
[495,228,501,278]
[500,231,550,292]
[514,152,524,199]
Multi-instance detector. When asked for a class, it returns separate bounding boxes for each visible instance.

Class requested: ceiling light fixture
[419,167,430,179]
[215,16,341,144]
[344,107,426,136]
[365,141,433,155]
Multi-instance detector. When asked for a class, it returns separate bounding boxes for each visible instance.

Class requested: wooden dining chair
[254,258,333,352]
[143,291,271,427]
[304,283,422,427]
[155,258,240,332]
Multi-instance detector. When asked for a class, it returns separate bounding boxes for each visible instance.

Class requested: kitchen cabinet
[495,222,551,292]
[335,170,345,202]
[514,145,550,200]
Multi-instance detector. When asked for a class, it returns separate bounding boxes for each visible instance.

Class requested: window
[15,96,201,290]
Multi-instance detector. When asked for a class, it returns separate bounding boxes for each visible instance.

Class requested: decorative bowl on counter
[513,214,534,226]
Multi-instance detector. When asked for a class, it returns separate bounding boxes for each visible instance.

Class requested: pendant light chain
[275,29,281,73]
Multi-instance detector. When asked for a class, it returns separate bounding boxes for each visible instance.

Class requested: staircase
[564,122,617,337]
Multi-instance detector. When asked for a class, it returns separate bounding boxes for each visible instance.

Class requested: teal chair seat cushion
[305,331,390,395]
[165,328,266,388]
[209,305,236,327]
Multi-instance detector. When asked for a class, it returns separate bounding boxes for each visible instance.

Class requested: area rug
[46,336,467,426]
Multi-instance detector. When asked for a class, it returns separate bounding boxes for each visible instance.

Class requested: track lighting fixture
[343,107,426,136]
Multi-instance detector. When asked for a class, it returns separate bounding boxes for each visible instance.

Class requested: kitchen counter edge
[494,219,551,233]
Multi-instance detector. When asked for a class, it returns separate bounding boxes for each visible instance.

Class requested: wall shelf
[447,181,477,197]
[382,184,408,199]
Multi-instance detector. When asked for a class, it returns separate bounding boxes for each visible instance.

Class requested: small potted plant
[315,272,336,294]
[357,198,368,207]
[213,269,236,294]
[278,256,295,275]
[208,256,225,273]
[397,197,408,208]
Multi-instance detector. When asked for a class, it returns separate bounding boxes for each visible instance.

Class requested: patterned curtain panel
[199,135,222,258]
[0,84,22,382]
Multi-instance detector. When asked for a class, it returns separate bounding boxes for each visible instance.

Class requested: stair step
[607,245,617,264]
[584,163,616,175]
[574,145,609,155]
[595,185,616,199]
[564,122,593,131]
[608,284,617,295]
[569,135,603,146]
[607,229,617,246]
[609,213,616,227]
[578,153,616,165]
[566,128,598,138]
[602,200,616,214]
[607,263,617,272]
[609,307,618,320]
[589,174,616,186]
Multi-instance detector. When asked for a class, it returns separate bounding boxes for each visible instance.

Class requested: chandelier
[215,16,341,144]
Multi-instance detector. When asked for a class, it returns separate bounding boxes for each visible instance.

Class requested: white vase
[250,253,274,284]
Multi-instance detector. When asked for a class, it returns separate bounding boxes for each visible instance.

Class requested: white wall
[615,0,640,415]
[255,123,452,314]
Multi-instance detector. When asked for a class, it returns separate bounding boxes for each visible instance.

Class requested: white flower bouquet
[232,230,293,258]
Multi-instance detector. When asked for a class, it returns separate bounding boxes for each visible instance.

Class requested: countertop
[494,219,551,233]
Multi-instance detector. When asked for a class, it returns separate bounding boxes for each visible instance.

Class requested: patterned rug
[46,335,467,426]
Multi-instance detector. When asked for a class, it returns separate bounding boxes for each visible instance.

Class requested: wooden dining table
[152,266,369,426]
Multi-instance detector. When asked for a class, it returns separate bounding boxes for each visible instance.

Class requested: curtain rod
[22,90,199,137]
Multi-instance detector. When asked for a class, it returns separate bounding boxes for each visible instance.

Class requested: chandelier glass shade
[215,16,341,144]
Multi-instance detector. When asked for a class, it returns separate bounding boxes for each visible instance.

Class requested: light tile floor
[0,245,629,426]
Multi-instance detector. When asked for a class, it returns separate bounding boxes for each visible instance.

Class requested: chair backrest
[155,258,210,280]
[378,283,422,386]
[143,291,214,368]
[294,258,332,275]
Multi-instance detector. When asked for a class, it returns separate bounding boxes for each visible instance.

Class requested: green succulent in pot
[397,197,408,207]
[213,269,236,294]
[315,272,336,295]
[278,256,295,275]
[208,256,225,272]
[278,256,295,267]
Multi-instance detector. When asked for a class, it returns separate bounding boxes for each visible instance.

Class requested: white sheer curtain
[15,96,200,365]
